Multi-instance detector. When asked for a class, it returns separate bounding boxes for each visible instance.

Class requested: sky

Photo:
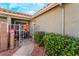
[0,3,48,15]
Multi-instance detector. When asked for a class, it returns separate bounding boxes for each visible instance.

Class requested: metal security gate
[0,22,30,51]
[9,24,24,48]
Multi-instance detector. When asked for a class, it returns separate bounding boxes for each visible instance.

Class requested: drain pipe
[59,3,65,35]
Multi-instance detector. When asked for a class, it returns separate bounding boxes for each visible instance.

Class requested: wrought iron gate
[0,23,30,51]
[9,24,24,48]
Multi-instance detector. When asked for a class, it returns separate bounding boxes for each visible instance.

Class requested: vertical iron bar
[19,24,20,47]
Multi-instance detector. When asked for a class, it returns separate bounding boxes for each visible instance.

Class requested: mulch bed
[0,47,19,56]
[31,43,48,56]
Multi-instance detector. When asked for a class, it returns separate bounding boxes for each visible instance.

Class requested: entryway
[8,18,31,49]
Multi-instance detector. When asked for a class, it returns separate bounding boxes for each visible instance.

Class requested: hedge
[34,32,45,46]
[34,32,79,56]
[43,33,79,56]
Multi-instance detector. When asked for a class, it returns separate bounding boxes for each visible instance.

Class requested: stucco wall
[0,22,8,51]
[65,3,79,37]
[31,3,79,37]
[32,6,62,34]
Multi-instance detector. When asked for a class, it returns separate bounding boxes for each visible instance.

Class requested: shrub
[34,31,45,46]
[43,33,79,56]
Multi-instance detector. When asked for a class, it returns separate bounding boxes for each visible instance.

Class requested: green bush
[34,31,45,46]
[43,33,79,56]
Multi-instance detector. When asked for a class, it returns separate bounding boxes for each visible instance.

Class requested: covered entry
[9,18,30,48]
[0,16,30,52]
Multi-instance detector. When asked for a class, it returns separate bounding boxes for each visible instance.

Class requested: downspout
[59,3,65,35]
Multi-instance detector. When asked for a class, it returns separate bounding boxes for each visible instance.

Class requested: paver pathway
[12,39,34,56]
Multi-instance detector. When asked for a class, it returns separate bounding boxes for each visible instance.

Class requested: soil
[0,47,19,56]
[31,43,47,56]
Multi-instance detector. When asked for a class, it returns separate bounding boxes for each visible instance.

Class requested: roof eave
[0,3,60,20]
[0,11,32,19]
[31,3,59,19]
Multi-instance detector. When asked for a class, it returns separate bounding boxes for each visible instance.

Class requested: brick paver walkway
[12,39,34,56]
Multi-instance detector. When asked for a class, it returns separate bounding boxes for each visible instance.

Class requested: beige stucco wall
[65,3,79,37]
[31,3,79,37]
[31,6,62,34]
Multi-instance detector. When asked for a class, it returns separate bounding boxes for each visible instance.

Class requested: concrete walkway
[12,39,34,56]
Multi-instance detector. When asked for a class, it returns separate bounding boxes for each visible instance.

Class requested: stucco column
[61,4,65,35]
[7,16,11,35]
[59,3,65,35]
[7,16,11,25]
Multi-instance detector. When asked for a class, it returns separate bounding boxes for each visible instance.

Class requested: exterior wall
[0,16,9,51]
[32,6,62,34]
[0,22,8,51]
[65,4,79,37]
[31,3,79,37]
